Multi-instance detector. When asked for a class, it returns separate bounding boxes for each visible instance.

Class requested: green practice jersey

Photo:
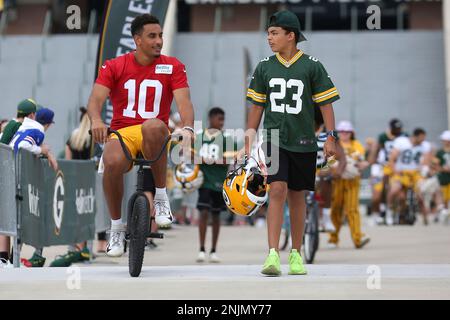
[247,51,340,152]
[0,119,22,144]
[195,129,237,192]
[436,149,450,185]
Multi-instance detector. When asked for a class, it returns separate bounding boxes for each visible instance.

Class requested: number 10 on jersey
[123,79,162,118]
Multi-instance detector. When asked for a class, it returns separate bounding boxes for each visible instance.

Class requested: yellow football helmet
[174,163,204,193]
[223,158,268,216]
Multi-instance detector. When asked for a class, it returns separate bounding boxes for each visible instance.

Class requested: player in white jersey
[386,128,432,225]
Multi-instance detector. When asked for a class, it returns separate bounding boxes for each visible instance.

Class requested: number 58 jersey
[96,52,189,130]
[247,51,339,153]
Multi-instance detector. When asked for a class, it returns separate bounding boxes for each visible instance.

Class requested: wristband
[182,126,195,134]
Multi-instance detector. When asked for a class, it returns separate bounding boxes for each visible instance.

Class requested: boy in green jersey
[195,108,237,263]
[243,11,340,276]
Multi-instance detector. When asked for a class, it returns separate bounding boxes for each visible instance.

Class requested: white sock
[111,218,122,227]
[155,187,168,201]
[323,208,331,218]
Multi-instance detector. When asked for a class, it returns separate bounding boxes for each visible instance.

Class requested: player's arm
[87,83,110,144]
[389,148,400,173]
[368,142,382,165]
[173,87,195,146]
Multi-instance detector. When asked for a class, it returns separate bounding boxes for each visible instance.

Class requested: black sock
[210,248,216,254]
[200,246,205,252]
[0,251,8,261]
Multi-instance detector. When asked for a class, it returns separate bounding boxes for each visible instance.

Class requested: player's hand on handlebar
[91,119,108,144]
[179,127,195,149]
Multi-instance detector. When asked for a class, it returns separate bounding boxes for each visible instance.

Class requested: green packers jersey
[436,149,450,185]
[246,51,340,153]
[0,119,22,144]
[195,129,237,192]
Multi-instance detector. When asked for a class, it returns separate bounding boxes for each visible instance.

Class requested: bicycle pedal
[148,232,164,239]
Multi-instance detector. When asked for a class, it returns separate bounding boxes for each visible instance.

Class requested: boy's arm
[17,140,42,155]
[243,105,264,156]
[320,104,337,158]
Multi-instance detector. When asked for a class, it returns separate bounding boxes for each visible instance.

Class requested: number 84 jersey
[247,51,340,153]
[96,52,189,130]
[393,136,431,171]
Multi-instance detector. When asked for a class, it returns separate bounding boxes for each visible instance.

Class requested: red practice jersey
[95,52,188,130]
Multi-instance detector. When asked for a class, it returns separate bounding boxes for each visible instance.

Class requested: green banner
[20,150,97,247]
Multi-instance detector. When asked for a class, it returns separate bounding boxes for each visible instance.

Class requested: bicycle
[102,128,175,277]
[400,185,418,225]
[303,191,320,264]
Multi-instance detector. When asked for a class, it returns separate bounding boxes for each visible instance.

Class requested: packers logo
[53,171,65,235]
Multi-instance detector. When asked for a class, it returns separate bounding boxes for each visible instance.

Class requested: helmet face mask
[222,159,268,216]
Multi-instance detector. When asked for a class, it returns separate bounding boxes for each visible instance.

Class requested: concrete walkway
[1,220,450,299]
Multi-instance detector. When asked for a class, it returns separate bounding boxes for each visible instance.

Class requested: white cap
[337,120,354,132]
[440,130,450,141]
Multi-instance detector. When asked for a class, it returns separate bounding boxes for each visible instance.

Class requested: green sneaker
[79,246,90,262]
[261,248,281,276]
[28,253,46,268]
[50,247,91,267]
[50,251,78,267]
[288,249,307,275]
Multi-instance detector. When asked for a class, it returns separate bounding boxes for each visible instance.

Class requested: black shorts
[264,143,317,191]
[197,188,225,215]
[142,167,155,194]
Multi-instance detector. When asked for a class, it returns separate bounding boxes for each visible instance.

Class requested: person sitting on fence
[9,107,58,171]
[1,100,39,267]
[8,107,58,267]
[0,99,38,145]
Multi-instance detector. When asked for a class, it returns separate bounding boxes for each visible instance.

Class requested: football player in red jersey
[87,14,194,257]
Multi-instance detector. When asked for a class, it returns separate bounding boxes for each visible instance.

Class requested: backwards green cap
[17,98,38,115]
[268,11,307,43]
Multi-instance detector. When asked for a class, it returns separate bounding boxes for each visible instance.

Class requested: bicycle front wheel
[127,194,150,277]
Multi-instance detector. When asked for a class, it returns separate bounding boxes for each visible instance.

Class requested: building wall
[409,2,443,30]
[190,4,279,32]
